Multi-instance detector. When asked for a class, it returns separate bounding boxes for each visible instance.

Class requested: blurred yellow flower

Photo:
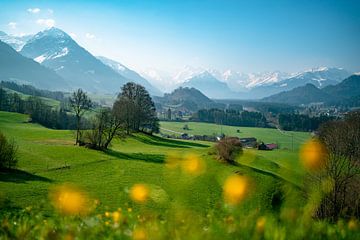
[133,227,147,240]
[50,184,89,216]
[112,211,121,223]
[130,184,149,203]
[348,219,358,230]
[300,139,327,171]
[223,175,249,205]
[181,154,205,176]
[256,216,266,233]
[105,211,110,217]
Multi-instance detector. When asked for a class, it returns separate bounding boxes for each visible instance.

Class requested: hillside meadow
[0,111,359,239]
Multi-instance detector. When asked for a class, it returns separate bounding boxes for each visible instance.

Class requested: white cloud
[69,32,77,39]
[36,18,55,28]
[28,8,41,14]
[85,33,95,39]
[8,22,17,29]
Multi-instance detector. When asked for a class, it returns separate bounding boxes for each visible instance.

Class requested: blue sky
[1,0,359,73]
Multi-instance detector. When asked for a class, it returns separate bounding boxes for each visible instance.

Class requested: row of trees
[0,88,80,129]
[191,108,269,128]
[279,113,335,132]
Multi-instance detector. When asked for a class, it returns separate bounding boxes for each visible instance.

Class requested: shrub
[215,137,242,164]
[0,132,18,169]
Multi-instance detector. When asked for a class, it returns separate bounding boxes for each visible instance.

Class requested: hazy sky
[1,0,360,73]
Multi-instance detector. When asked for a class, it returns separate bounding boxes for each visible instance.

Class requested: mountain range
[1,28,161,96]
[262,75,360,105]
[0,27,357,100]
[0,40,69,90]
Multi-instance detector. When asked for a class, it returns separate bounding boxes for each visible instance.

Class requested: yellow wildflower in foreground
[50,184,89,216]
[181,153,206,176]
[256,216,266,233]
[223,175,249,205]
[133,227,147,240]
[130,184,149,203]
[300,139,327,171]
[112,211,121,223]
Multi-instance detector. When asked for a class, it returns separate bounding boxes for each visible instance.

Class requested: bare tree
[308,111,360,220]
[69,89,92,145]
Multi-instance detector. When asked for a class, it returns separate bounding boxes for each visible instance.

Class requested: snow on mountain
[20,27,128,93]
[0,31,33,51]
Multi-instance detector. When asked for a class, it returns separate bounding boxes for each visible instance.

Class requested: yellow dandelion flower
[50,184,89,216]
[181,154,205,176]
[223,175,249,205]
[133,227,147,240]
[105,211,110,217]
[300,139,327,171]
[112,211,121,223]
[130,184,149,203]
[256,216,266,233]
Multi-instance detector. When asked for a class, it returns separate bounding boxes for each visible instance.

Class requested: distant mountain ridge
[0,31,33,51]
[181,71,238,99]
[154,87,224,111]
[97,56,162,96]
[262,75,360,105]
[0,40,69,90]
[20,27,129,93]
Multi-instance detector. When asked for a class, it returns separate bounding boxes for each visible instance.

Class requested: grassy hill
[1,112,358,239]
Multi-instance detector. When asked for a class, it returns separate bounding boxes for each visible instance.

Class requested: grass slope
[0,111,292,214]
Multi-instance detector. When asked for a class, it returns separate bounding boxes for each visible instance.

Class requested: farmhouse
[258,142,278,150]
[239,137,257,148]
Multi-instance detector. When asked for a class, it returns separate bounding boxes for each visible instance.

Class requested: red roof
[266,144,278,150]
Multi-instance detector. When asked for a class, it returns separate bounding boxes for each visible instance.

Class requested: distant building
[258,142,278,150]
[240,137,257,148]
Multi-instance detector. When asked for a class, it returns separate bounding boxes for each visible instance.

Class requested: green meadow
[1,111,359,239]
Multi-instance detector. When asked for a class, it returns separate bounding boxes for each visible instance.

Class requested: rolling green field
[1,111,359,239]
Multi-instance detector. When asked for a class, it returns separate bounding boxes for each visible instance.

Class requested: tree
[69,89,92,145]
[307,111,360,220]
[83,108,125,150]
[0,132,17,169]
[113,82,158,134]
[215,137,243,164]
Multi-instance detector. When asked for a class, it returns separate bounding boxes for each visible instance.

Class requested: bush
[215,137,242,164]
[0,132,18,169]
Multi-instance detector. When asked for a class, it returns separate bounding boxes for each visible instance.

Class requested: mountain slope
[0,40,68,90]
[181,71,238,99]
[97,56,162,96]
[154,87,224,111]
[20,27,128,93]
[244,67,351,99]
[262,84,333,105]
[0,31,33,51]
[323,75,360,99]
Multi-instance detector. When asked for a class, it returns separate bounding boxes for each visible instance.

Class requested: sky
[1,0,360,74]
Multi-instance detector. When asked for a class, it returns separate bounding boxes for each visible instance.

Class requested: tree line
[0,88,81,129]
[279,113,335,132]
[191,108,269,128]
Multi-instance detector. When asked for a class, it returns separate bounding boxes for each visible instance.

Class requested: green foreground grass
[0,112,359,239]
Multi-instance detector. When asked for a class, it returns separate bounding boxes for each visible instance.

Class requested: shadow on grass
[133,134,209,148]
[105,149,165,164]
[0,169,52,183]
